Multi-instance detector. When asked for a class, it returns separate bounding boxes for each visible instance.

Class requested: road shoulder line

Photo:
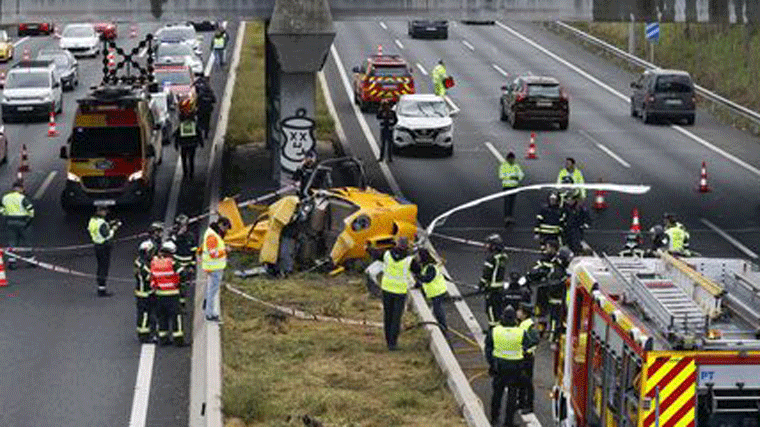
[128,344,156,427]
[701,218,759,259]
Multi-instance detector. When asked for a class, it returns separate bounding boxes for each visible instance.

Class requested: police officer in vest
[89,206,121,297]
[498,152,525,226]
[480,234,509,328]
[151,241,185,346]
[135,239,156,343]
[211,28,228,69]
[516,302,539,414]
[664,213,691,256]
[414,248,448,331]
[202,216,231,322]
[171,214,197,310]
[380,236,419,350]
[1,181,34,269]
[486,305,528,427]
[175,98,204,179]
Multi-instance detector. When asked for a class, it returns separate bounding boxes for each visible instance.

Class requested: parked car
[18,22,55,36]
[630,69,696,125]
[0,126,8,164]
[408,20,448,39]
[155,24,201,56]
[36,49,78,90]
[0,31,14,62]
[352,49,415,112]
[153,64,197,106]
[149,86,179,146]
[94,22,118,40]
[1,60,63,122]
[156,41,203,75]
[500,75,569,130]
[59,24,99,57]
[393,94,456,156]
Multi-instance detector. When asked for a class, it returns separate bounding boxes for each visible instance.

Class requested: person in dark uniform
[480,233,509,329]
[170,214,197,310]
[292,151,318,197]
[485,305,528,427]
[534,192,565,248]
[194,76,216,140]
[517,302,539,414]
[88,206,121,297]
[135,239,156,343]
[562,194,591,255]
[376,99,397,163]
[175,98,204,179]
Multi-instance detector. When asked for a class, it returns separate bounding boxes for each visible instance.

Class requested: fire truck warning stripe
[643,371,696,427]
[647,356,671,378]
[645,357,694,398]
[674,413,696,427]
[661,397,696,427]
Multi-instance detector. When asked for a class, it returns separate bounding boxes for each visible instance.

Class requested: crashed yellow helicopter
[218,157,418,268]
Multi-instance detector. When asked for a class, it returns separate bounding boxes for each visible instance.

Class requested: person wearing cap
[175,97,204,179]
[171,214,198,310]
[414,248,448,331]
[89,206,121,297]
[556,157,586,201]
[376,99,397,163]
[534,192,565,248]
[1,181,34,269]
[516,302,539,414]
[379,236,419,350]
[151,240,185,346]
[431,59,448,97]
[135,239,157,343]
[485,305,528,427]
[202,216,231,322]
[480,233,509,328]
[498,151,524,226]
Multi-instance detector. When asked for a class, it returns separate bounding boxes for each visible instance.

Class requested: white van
[1,60,62,122]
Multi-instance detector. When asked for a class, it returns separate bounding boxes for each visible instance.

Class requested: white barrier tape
[429,232,543,254]
[5,250,137,283]
[225,283,384,328]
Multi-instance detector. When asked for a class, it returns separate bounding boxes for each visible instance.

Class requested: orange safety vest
[150,256,180,295]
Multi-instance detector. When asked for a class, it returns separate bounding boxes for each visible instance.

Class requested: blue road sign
[646,22,660,43]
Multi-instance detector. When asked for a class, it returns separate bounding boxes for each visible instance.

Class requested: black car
[37,49,79,90]
[187,20,219,32]
[18,22,55,36]
[630,69,696,125]
[500,75,569,130]
[408,20,448,39]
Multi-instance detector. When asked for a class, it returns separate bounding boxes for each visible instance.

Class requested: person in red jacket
[151,241,185,346]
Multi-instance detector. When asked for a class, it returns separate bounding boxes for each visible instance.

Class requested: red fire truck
[352,45,415,111]
[553,253,760,427]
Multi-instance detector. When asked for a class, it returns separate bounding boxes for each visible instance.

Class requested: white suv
[2,60,62,122]
[59,24,99,57]
[393,94,457,156]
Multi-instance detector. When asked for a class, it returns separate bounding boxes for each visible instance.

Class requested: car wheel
[630,99,637,117]
[61,192,75,213]
[511,113,521,130]
[444,145,453,156]
[57,97,63,114]
[499,102,507,122]
[559,118,569,130]
[441,31,448,40]
[686,114,695,126]
[1,140,7,164]
[353,90,360,105]
[642,109,652,124]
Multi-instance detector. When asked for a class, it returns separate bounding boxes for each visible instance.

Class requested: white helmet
[160,241,177,254]
[139,240,154,253]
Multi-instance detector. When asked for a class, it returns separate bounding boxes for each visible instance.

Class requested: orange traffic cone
[18,144,29,172]
[130,24,138,38]
[525,132,538,160]
[630,208,641,233]
[107,51,116,68]
[15,169,22,184]
[698,161,711,193]
[22,47,29,61]
[593,190,608,210]
[0,248,7,287]
[48,112,58,137]
[377,44,383,55]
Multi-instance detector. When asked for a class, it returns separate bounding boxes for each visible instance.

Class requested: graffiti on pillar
[280,108,316,173]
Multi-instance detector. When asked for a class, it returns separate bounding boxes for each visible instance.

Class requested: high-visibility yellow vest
[1,192,32,217]
[381,251,411,295]
[201,227,227,271]
[665,226,686,252]
[213,36,225,49]
[557,168,586,198]
[499,162,524,188]
[422,264,447,299]
[88,217,112,244]
[492,325,524,360]
[519,318,537,355]
[180,119,197,137]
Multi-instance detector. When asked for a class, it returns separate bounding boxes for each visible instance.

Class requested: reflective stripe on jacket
[381,250,412,295]
[180,119,197,137]
[499,162,524,188]
[665,226,687,252]
[519,318,537,355]
[1,191,34,218]
[557,168,586,198]
[492,325,524,361]
[201,227,227,271]
[213,36,225,49]
[134,257,153,297]
[421,264,447,299]
[150,256,180,295]
[88,217,113,244]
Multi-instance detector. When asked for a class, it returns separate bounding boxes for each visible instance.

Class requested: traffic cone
[15,169,22,184]
[18,144,29,172]
[525,132,538,159]
[630,208,641,233]
[0,249,7,287]
[130,24,137,38]
[107,51,116,68]
[377,44,383,55]
[698,161,711,193]
[22,47,29,61]
[593,190,608,210]
[48,112,58,137]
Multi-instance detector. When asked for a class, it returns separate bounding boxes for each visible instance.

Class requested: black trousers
[379,129,393,162]
[485,289,504,326]
[503,191,517,219]
[430,294,448,331]
[156,294,184,345]
[517,355,535,411]
[180,145,197,178]
[492,364,523,427]
[197,111,212,138]
[136,295,156,340]
[94,244,111,291]
[382,290,406,350]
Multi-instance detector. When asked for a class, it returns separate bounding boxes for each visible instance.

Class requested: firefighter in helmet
[175,97,204,179]
[480,233,509,328]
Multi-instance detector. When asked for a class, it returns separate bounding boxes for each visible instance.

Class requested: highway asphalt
[323,19,760,425]
[0,21,238,426]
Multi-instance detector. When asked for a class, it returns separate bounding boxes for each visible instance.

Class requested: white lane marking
[462,40,475,51]
[137,47,148,58]
[13,36,30,47]
[444,95,460,115]
[203,21,228,77]
[33,171,57,200]
[492,64,508,77]
[162,154,184,239]
[701,218,759,259]
[330,43,402,195]
[318,71,349,154]
[484,142,504,162]
[394,39,404,50]
[579,129,631,168]
[416,62,428,76]
[495,20,760,180]
[128,344,156,427]
[379,21,388,30]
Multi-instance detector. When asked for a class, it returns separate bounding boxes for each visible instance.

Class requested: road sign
[645,22,660,43]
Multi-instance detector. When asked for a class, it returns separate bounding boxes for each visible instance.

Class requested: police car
[156,41,203,75]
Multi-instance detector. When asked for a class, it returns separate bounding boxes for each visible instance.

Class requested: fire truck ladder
[603,255,709,338]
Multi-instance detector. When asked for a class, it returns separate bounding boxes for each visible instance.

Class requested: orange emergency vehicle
[553,253,760,427]
[352,46,415,111]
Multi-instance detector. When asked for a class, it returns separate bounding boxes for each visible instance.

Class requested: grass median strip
[221,264,467,427]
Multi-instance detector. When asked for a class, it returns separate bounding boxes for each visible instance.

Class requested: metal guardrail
[552,21,760,132]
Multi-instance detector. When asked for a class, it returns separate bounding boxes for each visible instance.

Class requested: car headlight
[42,95,52,102]
[128,170,144,181]
[395,126,412,134]
[440,124,452,133]
[351,214,371,232]
[67,172,82,183]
